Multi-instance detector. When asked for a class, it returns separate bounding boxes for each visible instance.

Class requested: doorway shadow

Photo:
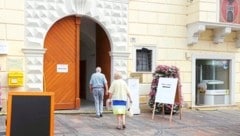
[80,99,94,111]
[54,99,95,114]
[80,99,111,113]
[54,99,112,114]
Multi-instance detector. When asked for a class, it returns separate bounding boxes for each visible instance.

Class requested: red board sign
[220,0,240,23]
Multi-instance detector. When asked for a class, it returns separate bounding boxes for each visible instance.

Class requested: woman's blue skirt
[112,100,127,114]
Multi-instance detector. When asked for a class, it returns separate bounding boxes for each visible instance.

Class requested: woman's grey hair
[114,71,122,79]
[96,67,101,72]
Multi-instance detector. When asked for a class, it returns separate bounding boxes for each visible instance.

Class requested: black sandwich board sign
[6,92,54,136]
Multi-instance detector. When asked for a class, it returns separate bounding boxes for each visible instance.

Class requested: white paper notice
[57,64,68,73]
[155,78,178,104]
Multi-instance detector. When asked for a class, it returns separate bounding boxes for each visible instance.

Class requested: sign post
[152,78,179,122]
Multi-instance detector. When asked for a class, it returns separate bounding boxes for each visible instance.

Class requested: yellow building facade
[0,0,240,112]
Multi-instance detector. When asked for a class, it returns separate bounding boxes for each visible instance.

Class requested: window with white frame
[192,53,235,107]
[134,46,155,72]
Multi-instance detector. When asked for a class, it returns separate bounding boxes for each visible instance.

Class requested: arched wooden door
[44,16,80,109]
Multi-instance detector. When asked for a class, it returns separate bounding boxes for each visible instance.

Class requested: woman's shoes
[116,126,122,130]
[115,125,126,130]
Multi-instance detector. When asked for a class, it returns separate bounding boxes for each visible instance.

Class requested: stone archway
[23,0,130,104]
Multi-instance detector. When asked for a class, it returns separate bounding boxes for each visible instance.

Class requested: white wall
[0,0,24,112]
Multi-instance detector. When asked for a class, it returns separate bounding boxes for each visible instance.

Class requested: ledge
[22,48,47,56]
[187,21,240,47]
[109,51,130,57]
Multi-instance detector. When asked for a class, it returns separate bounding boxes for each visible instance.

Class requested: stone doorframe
[22,0,130,91]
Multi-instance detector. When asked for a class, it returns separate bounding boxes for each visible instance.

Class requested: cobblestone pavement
[1,109,240,136]
[54,109,240,136]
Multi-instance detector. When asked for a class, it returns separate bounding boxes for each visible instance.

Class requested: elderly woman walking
[108,72,132,130]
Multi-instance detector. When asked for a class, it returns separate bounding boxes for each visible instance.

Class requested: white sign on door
[56,64,68,73]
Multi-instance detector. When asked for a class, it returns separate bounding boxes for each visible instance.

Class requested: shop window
[196,59,230,106]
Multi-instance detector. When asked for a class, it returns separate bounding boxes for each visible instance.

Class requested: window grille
[136,48,152,72]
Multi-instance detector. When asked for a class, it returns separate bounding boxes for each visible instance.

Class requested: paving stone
[1,109,240,136]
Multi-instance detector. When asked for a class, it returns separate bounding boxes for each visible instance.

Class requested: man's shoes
[96,114,102,118]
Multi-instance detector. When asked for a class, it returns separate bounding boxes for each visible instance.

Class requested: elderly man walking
[89,67,108,118]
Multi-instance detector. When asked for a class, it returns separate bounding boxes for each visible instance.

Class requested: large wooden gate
[44,16,80,109]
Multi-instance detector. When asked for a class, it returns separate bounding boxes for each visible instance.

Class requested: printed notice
[155,78,178,104]
[57,64,68,73]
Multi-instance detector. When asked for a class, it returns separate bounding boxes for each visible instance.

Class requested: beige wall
[128,0,190,105]
[128,0,240,107]
[187,0,219,23]
[0,0,240,110]
[0,0,24,112]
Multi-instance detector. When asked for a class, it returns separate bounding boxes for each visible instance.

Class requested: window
[196,59,230,105]
[136,48,152,72]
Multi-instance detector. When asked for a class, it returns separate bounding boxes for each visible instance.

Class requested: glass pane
[136,49,152,72]
[199,60,229,90]
[196,59,230,105]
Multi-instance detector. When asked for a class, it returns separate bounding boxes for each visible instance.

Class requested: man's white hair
[96,67,101,72]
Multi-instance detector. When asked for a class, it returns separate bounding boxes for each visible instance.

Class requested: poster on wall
[220,0,240,23]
